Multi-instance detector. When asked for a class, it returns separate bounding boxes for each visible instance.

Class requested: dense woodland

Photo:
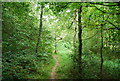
[2,2,120,79]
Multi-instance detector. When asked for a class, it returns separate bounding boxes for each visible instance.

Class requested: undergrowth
[26,55,55,79]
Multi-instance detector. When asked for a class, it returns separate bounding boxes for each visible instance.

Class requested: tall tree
[73,9,77,61]
[100,10,104,79]
[35,4,44,55]
[78,6,82,66]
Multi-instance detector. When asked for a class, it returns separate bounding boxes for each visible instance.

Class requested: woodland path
[50,55,59,79]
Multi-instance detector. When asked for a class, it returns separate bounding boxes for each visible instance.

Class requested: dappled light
[2,2,119,80]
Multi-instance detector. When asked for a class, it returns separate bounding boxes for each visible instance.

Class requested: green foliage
[2,2,119,79]
[2,2,53,79]
[26,55,55,79]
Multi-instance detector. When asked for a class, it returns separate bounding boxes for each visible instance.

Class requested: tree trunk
[54,34,57,54]
[35,4,43,55]
[100,15,104,79]
[73,10,77,55]
[73,10,77,63]
[78,6,82,65]
[78,6,82,75]
[73,24,77,54]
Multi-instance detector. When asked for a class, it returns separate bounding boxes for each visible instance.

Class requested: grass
[56,51,119,79]
[26,55,55,79]
[25,41,119,79]
[56,52,74,79]
[81,54,119,79]
[55,41,75,79]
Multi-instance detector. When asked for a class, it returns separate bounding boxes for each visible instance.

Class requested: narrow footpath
[50,55,59,79]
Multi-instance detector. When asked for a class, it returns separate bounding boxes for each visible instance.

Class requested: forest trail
[50,55,59,79]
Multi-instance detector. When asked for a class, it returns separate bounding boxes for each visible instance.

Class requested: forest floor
[26,53,119,79]
[50,55,59,79]
[26,40,119,79]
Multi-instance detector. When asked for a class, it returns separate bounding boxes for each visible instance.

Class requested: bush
[2,53,37,79]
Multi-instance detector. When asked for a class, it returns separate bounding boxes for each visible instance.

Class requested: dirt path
[50,55,59,79]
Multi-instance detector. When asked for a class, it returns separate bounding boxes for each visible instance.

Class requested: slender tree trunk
[35,5,43,55]
[54,34,57,54]
[73,10,77,55]
[78,6,82,77]
[73,24,77,54]
[78,6,82,65]
[100,15,104,79]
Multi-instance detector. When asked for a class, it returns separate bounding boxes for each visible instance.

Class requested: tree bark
[35,4,43,55]
[73,10,77,55]
[78,6,82,69]
[100,16,104,79]
[73,24,77,54]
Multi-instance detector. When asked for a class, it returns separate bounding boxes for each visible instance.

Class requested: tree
[35,4,44,55]
[78,6,82,71]
[100,16,104,79]
[73,9,77,57]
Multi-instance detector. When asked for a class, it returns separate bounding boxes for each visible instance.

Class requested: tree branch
[107,20,120,30]
[68,9,77,29]
[94,6,120,15]
[94,6,106,13]
[68,21,74,29]
[95,27,119,30]
[89,2,119,6]
[82,31,99,40]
